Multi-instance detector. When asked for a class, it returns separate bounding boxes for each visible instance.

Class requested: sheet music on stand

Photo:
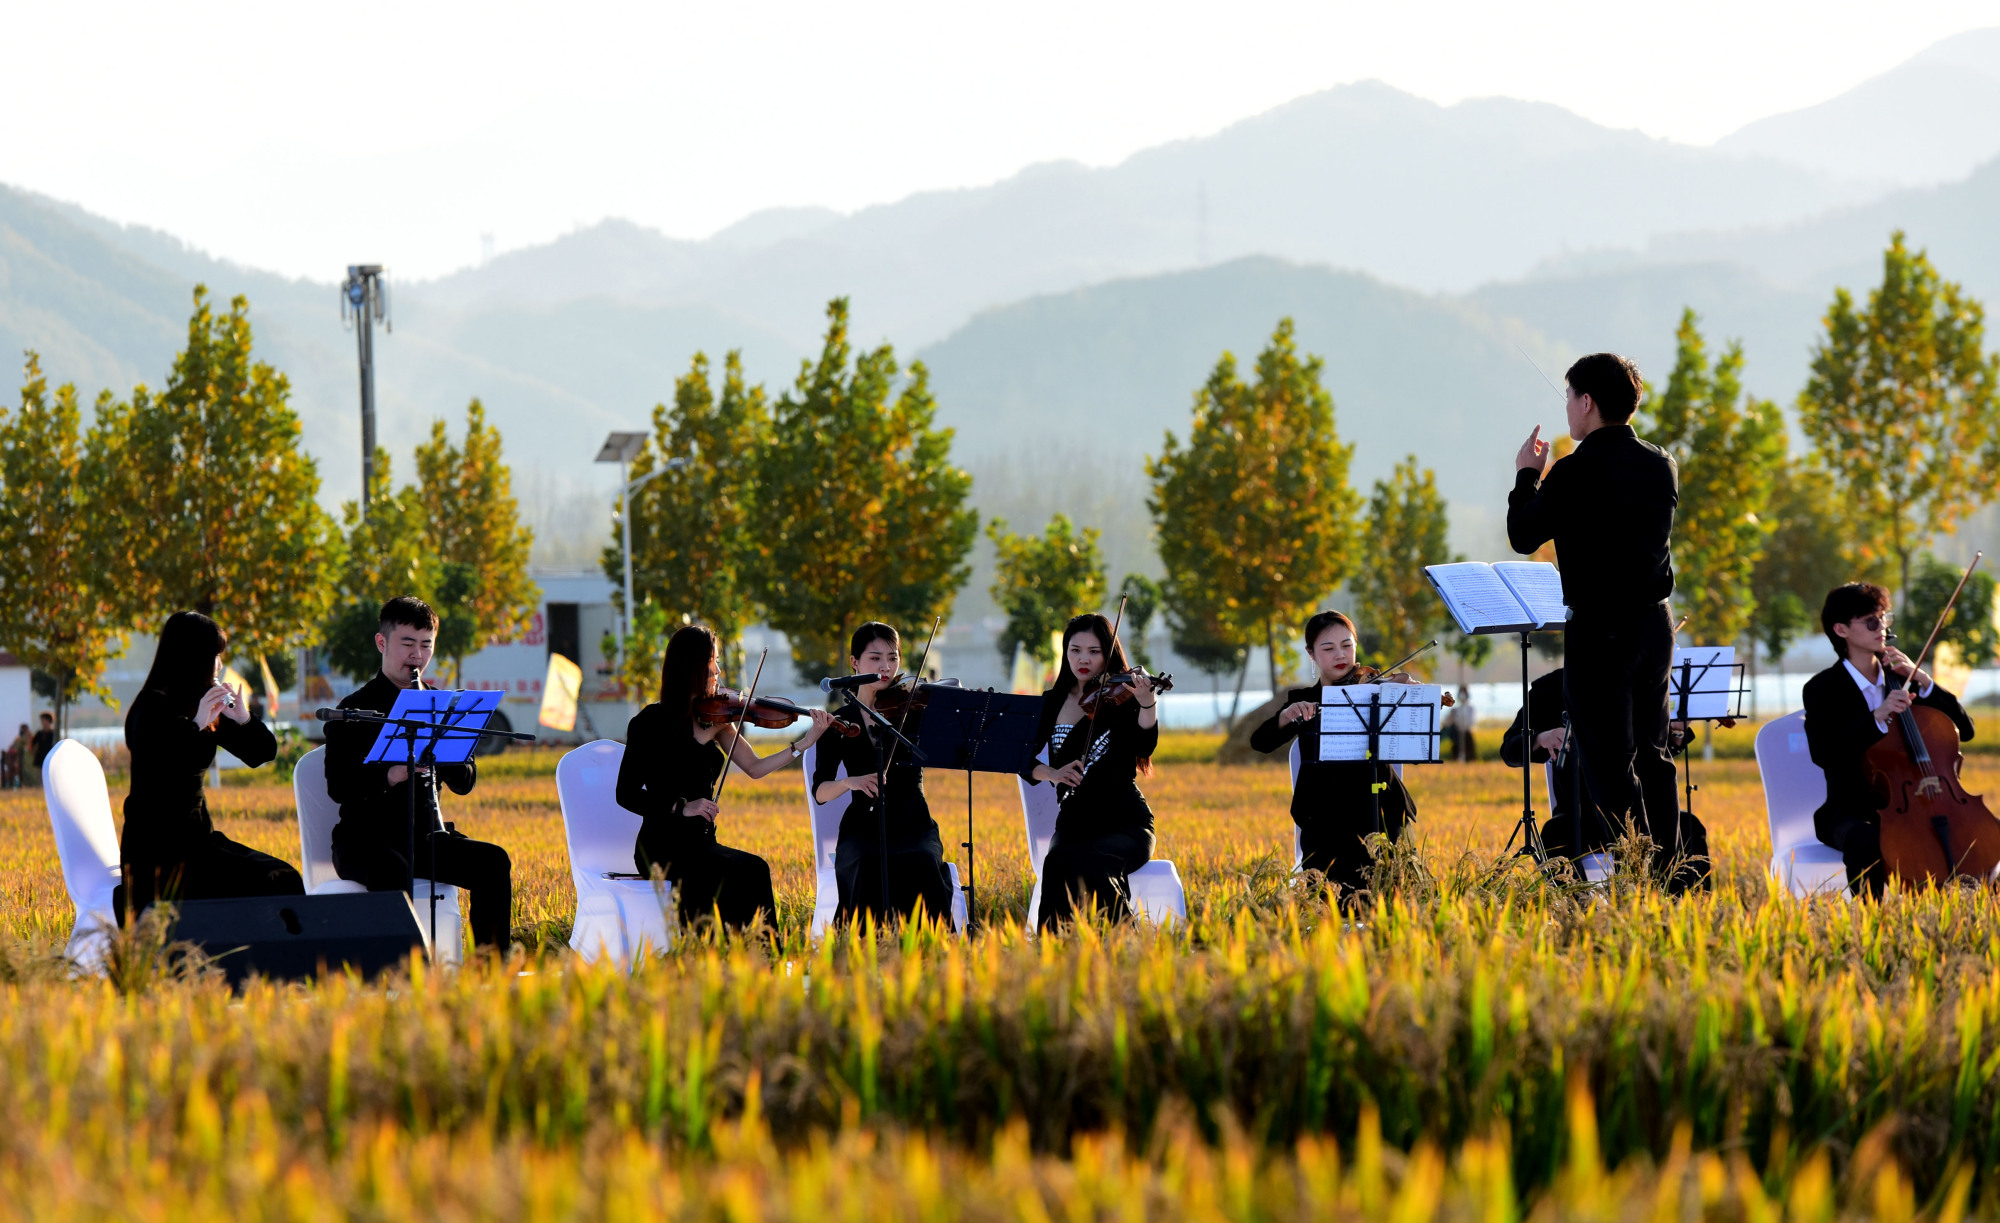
[1670,646,1747,722]
[1318,684,1444,764]
[1424,561,1569,635]
[362,689,506,764]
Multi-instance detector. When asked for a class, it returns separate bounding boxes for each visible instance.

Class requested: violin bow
[712,647,769,804]
[1904,551,1985,680]
[880,615,942,772]
[1375,639,1439,679]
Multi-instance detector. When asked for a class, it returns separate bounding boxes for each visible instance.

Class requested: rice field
[1,733,1997,1220]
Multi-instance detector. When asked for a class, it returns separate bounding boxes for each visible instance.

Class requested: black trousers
[1037,829,1150,929]
[335,827,514,949]
[836,834,955,929]
[664,840,777,932]
[119,831,305,922]
[1563,605,1688,867]
[1825,817,1886,898]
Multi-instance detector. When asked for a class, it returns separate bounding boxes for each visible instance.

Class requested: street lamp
[340,266,389,516]
[595,432,688,671]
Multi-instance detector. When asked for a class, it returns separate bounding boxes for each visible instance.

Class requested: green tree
[1799,232,2000,605]
[0,356,126,734]
[1902,552,2000,669]
[414,399,539,684]
[1118,573,1163,669]
[1149,319,1360,692]
[1638,310,1787,647]
[97,288,339,664]
[749,299,977,680]
[1748,458,1858,683]
[1351,455,1456,678]
[986,515,1107,667]
[324,452,431,682]
[606,351,768,695]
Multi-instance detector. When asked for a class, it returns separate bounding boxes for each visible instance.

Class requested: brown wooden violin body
[1865,699,2000,885]
[694,689,860,736]
[1333,666,1454,706]
[1077,669,1175,717]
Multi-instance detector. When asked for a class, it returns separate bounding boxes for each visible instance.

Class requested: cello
[1865,553,2000,886]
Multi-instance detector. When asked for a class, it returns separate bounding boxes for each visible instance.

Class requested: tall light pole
[341,265,389,516]
[595,432,687,671]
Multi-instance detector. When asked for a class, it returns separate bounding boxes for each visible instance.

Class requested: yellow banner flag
[540,653,582,732]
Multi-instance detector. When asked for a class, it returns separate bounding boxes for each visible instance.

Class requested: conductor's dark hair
[849,622,899,660]
[660,624,719,725]
[139,611,228,714]
[379,596,440,634]
[1565,353,1645,422]
[1303,610,1358,652]
[1821,583,1892,658]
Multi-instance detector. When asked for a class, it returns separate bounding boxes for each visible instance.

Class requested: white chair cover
[294,745,463,963]
[42,740,122,970]
[555,740,673,965]
[1018,746,1185,932]
[802,743,967,936]
[1754,710,1849,898]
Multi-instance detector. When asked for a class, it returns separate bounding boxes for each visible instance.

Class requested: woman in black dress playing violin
[812,622,957,928]
[617,624,837,932]
[1249,610,1417,898]
[1020,612,1167,929]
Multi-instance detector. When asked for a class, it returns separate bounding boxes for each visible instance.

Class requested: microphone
[315,707,384,722]
[820,673,883,693]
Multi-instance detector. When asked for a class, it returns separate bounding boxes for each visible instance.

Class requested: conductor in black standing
[1507,354,1693,885]
[323,596,515,950]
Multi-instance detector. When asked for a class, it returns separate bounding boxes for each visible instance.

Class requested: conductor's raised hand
[683,797,719,824]
[1516,425,1552,476]
[1281,700,1318,726]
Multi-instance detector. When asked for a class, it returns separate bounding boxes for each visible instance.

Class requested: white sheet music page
[1670,646,1737,720]
[1423,563,1535,634]
[1492,562,1569,628]
[1317,684,1443,763]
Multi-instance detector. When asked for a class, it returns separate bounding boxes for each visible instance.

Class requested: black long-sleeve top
[1017,688,1159,848]
[812,705,935,847]
[1802,661,1973,845]
[1505,423,1678,616]
[1249,685,1415,827]
[617,702,729,876]
[323,674,476,856]
[120,687,277,864]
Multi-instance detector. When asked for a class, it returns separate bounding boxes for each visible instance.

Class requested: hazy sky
[8,0,1999,281]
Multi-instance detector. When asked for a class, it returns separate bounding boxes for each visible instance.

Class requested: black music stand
[1317,684,1442,837]
[836,690,927,918]
[914,685,1042,934]
[1668,646,1748,834]
[360,688,532,959]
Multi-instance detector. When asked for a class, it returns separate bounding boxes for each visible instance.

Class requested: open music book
[1423,561,1569,635]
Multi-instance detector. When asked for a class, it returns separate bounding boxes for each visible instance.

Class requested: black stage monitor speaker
[166,892,428,985]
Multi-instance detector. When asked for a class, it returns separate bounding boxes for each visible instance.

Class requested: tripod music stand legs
[1507,631,1548,863]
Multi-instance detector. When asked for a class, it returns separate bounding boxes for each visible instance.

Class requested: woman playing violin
[812,623,957,928]
[1802,583,1973,898]
[617,624,837,933]
[1249,610,1417,897]
[1019,612,1166,929]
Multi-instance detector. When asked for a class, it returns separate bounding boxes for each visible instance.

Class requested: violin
[1077,668,1175,716]
[1862,553,2000,886]
[694,688,861,737]
[872,673,955,721]
[1331,640,1454,705]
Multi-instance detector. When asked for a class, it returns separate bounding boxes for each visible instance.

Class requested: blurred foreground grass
[0,730,1997,1218]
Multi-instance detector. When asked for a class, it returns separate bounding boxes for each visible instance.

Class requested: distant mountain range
[6,30,2000,601]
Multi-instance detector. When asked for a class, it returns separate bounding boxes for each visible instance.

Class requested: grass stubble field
[0,731,1997,1220]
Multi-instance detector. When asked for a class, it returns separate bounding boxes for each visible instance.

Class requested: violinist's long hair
[136,611,227,719]
[659,624,719,732]
[1053,613,1150,775]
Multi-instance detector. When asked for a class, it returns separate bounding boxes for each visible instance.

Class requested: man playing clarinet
[1507,353,1698,889]
[323,596,515,951]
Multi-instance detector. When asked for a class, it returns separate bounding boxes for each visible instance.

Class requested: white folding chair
[1018,748,1186,932]
[802,744,967,936]
[1754,710,1849,898]
[294,746,463,964]
[42,740,122,971]
[555,740,674,965]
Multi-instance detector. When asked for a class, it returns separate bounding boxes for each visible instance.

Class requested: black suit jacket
[323,674,477,859]
[1801,661,1973,847]
[1505,423,1678,616]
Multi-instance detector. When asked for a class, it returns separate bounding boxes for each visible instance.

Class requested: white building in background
[455,569,625,744]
